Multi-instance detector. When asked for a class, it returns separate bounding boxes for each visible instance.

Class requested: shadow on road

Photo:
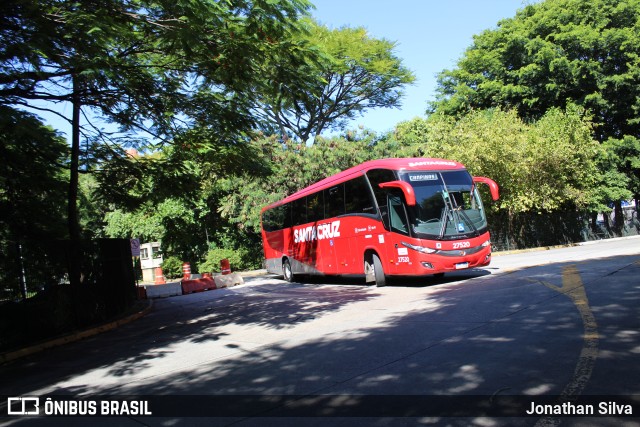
[0,255,638,426]
[286,268,492,288]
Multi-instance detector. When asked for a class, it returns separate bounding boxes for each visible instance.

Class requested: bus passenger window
[307,192,324,222]
[388,192,410,235]
[345,176,375,215]
[291,197,307,226]
[324,185,345,218]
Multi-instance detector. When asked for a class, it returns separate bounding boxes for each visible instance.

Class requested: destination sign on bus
[409,173,439,182]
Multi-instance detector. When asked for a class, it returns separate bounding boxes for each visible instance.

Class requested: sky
[310,0,531,135]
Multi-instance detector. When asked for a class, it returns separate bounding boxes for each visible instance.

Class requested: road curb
[493,235,640,256]
[0,299,154,365]
[493,244,578,256]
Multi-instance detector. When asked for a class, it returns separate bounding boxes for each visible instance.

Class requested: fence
[0,239,137,352]
[488,207,640,252]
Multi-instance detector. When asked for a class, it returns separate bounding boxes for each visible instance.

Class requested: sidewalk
[139,270,270,298]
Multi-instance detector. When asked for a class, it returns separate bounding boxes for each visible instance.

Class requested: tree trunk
[68,74,82,288]
[602,211,612,236]
[590,212,598,233]
[613,200,624,235]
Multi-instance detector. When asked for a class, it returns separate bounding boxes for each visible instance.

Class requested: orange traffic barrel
[182,262,191,280]
[220,259,231,275]
[154,266,166,284]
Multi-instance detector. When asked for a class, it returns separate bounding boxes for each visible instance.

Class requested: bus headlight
[401,242,437,254]
[481,240,491,247]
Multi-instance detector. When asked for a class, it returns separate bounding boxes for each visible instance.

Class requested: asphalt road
[1,237,639,427]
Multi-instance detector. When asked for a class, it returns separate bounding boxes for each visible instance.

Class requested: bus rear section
[260,158,499,286]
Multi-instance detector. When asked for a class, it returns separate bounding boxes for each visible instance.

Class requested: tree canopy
[2,0,639,279]
[429,0,640,231]
[395,107,602,214]
[0,106,68,242]
[0,0,314,240]
[259,20,415,142]
[430,0,640,143]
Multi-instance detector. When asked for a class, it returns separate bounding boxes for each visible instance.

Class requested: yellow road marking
[534,265,599,427]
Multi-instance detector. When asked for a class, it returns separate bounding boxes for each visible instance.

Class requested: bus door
[366,169,399,273]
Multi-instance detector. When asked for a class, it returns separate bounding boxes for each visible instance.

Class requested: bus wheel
[365,254,386,287]
[283,259,295,282]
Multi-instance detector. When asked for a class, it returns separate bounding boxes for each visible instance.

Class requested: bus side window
[345,176,375,215]
[324,185,345,218]
[307,191,324,222]
[388,191,410,235]
[291,197,307,226]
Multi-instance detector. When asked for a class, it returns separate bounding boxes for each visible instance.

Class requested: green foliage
[0,106,70,298]
[427,0,640,231]
[100,136,272,264]
[104,207,165,243]
[5,0,640,280]
[594,136,640,229]
[259,20,415,142]
[0,106,68,242]
[0,0,315,257]
[431,0,640,143]
[216,131,398,234]
[395,107,601,214]
[161,256,184,279]
[104,197,210,263]
[600,136,640,202]
[199,248,249,274]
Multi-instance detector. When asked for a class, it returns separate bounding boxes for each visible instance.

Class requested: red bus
[260,158,499,286]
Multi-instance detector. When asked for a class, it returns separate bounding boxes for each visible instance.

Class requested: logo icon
[8,397,40,415]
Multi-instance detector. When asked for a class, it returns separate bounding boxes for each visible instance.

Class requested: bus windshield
[400,170,488,240]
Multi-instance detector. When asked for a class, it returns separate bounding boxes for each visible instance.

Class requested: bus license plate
[455,262,469,270]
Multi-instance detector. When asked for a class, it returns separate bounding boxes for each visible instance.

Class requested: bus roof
[262,157,466,212]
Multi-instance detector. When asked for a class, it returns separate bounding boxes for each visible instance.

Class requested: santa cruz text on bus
[294,220,341,243]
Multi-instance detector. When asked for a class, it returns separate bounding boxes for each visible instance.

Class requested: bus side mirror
[473,176,500,201]
[378,181,417,206]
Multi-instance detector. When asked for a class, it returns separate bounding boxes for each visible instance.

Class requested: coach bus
[260,158,499,286]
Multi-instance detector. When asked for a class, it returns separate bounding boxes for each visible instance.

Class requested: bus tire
[283,258,295,282]
[365,253,386,287]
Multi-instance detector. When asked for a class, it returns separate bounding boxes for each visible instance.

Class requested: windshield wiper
[439,189,480,239]
[455,206,479,236]
[438,191,454,239]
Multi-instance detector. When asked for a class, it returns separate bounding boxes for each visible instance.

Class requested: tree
[216,130,397,238]
[430,0,640,143]
[597,136,640,231]
[0,0,313,285]
[260,20,415,142]
[394,107,604,246]
[397,107,602,214]
[99,135,270,264]
[0,107,68,242]
[0,106,68,297]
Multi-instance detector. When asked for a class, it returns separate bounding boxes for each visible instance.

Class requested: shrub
[199,248,246,273]
[161,256,184,279]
